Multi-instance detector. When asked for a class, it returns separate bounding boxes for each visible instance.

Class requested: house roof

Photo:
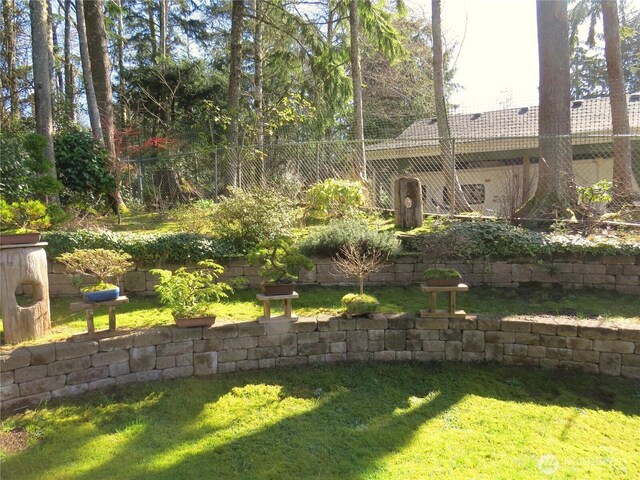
[367,94,640,158]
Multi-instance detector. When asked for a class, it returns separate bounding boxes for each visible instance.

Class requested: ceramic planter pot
[83,286,120,302]
[174,316,216,328]
[424,278,461,287]
[0,232,41,245]
[261,283,296,296]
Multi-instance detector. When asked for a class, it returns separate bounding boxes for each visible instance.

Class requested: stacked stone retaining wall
[2,314,639,414]
[40,254,640,297]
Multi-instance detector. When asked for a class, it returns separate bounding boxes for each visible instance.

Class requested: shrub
[43,230,241,266]
[211,187,301,251]
[247,237,314,284]
[171,200,217,234]
[341,293,379,316]
[303,178,366,222]
[298,218,401,258]
[424,268,461,280]
[0,198,51,232]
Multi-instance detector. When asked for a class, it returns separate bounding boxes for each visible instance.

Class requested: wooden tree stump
[0,243,51,343]
[394,176,423,229]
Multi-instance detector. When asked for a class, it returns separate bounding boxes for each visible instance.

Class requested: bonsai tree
[150,260,234,319]
[57,248,134,292]
[423,268,462,286]
[0,198,51,233]
[333,243,388,316]
[248,237,314,285]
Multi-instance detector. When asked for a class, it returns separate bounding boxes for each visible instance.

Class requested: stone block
[565,337,593,350]
[52,383,89,399]
[171,327,204,342]
[555,320,579,337]
[133,329,172,347]
[539,358,559,369]
[347,352,373,362]
[387,314,416,330]
[308,354,326,365]
[320,331,347,343]
[445,341,462,361]
[48,356,92,375]
[574,264,606,274]
[163,366,194,379]
[219,349,247,362]
[56,341,98,361]
[616,275,639,286]
[14,365,47,383]
[218,362,236,374]
[515,333,540,345]
[329,342,347,353]
[135,370,163,383]
[0,384,20,401]
[248,347,281,360]
[347,331,369,353]
[124,271,146,292]
[404,340,422,351]
[298,343,327,356]
[462,330,485,352]
[396,351,412,361]
[546,347,572,361]
[317,317,341,332]
[477,317,501,331]
[414,351,445,362]
[485,343,503,362]
[593,340,635,354]
[292,318,318,333]
[440,329,462,341]
[531,321,557,335]
[0,371,14,387]
[237,322,266,337]
[281,334,298,356]
[599,353,621,376]
[236,360,259,372]
[374,351,396,362]
[130,346,156,372]
[500,319,531,333]
[259,358,276,369]
[356,317,388,330]
[562,273,584,284]
[204,323,238,339]
[92,350,129,367]
[88,378,116,391]
[224,336,258,350]
[27,345,56,365]
[503,356,539,367]
[109,361,130,377]
[527,346,546,358]
[415,318,448,330]
[67,366,109,385]
[504,344,528,357]
[258,335,281,347]
[449,318,477,330]
[621,366,640,379]
[423,340,445,352]
[368,340,386,352]
[325,353,347,363]
[617,326,640,342]
[339,318,356,331]
[98,335,134,352]
[511,264,532,282]
[0,349,31,372]
[558,361,599,374]
[583,274,616,285]
[385,330,406,350]
[19,375,66,396]
[462,351,485,362]
[276,357,308,368]
[297,332,320,344]
[176,353,193,367]
[622,354,640,366]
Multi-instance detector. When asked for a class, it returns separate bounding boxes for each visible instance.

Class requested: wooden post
[394,176,423,229]
[0,242,51,343]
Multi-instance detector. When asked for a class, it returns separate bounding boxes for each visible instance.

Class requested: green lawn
[1,363,639,479]
[2,285,639,347]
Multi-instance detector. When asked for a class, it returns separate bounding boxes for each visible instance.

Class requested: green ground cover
[2,285,638,347]
[1,363,639,479]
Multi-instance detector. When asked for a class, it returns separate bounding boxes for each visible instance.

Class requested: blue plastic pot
[83,287,120,303]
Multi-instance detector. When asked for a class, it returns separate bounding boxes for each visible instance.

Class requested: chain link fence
[121,133,640,219]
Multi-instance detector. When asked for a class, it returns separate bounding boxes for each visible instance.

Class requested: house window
[462,184,485,204]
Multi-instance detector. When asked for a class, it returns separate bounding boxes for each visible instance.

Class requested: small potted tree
[248,237,314,296]
[58,248,134,302]
[150,260,234,327]
[0,198,51,245]
[423,268,462,287]
[333,243,388,317]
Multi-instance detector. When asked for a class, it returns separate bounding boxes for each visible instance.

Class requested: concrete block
[462,330,485,352]
[56,341,98,360]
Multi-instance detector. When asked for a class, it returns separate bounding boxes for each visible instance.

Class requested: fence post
[137,161,144,204]
[214,149,219,202]
[450,138,456,219]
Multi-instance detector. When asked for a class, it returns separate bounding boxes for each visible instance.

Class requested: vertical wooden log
[394,177,423,229]
[0,244,51,343]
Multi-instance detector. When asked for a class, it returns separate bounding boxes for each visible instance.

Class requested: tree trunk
[518,0,575,220]
[75,0,102,141]
[431,0,469,214]
[29,0,59,202]
[147,0,157,61]
[63,0,74,121]
[2,0,19,123]
[602,0,636,206]
[349,0,366,179]
[47,0,63,105]
[84,0,126,213]
[159,0,167,57]
[225,0,244,189]
[116,0,127,127]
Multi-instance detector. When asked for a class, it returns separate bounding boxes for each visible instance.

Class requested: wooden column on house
[0,242,51,343]
[394,176,423,229]
[522,155,531,201]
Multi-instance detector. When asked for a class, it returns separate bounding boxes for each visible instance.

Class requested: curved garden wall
[2,314,639,414]
[41,254,640,297]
